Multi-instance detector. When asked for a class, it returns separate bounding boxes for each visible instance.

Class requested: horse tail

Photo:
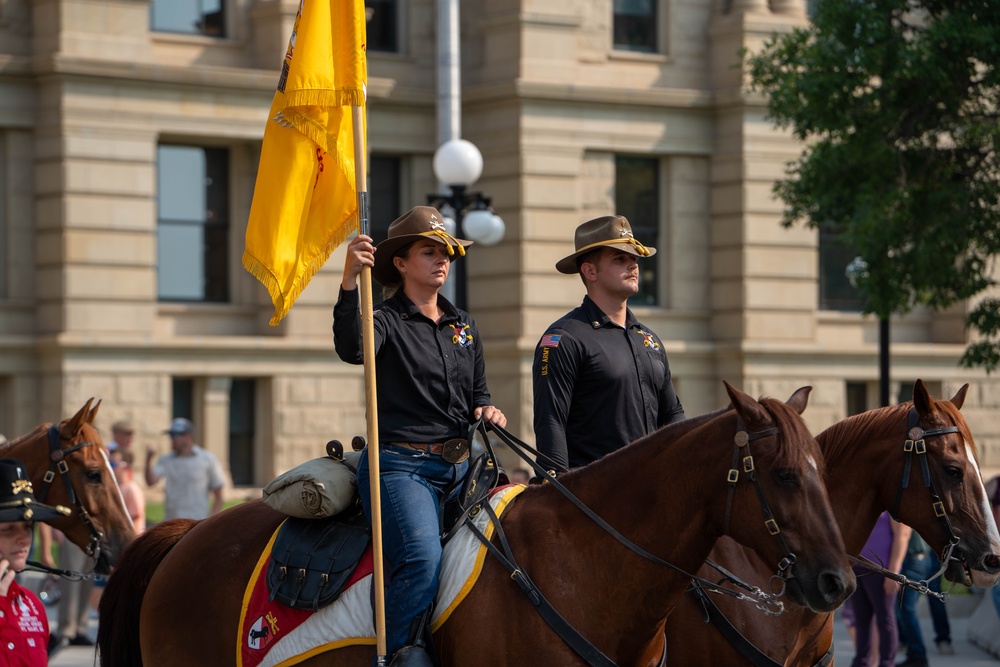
[97,518,200,667]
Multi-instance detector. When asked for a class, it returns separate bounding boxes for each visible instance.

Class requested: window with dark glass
[615,156,660,306]
[151,0,225,37]
[172,378,194,421]
[613,0,657,53]
[365,0,398,53]
[157,145,230,303]
[846,381,868,416]
[229,379,255,486]
[818,229,865,311]
[368,155,402,298]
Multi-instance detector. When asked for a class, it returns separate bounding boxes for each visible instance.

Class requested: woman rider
[333,206,506,666]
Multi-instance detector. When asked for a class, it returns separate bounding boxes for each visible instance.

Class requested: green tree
[746,0,1000,369]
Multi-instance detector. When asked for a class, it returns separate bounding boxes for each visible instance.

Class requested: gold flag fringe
[242,211,359,326]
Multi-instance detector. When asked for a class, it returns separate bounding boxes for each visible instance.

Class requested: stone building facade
[1,0,997,493]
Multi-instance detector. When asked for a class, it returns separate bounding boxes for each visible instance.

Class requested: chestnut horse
[98,383,854,666]
[666,380,1000,666]
[1,398,136,573]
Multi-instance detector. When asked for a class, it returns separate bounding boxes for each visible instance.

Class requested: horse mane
[556,405,732,483]
[936,399,978,458]
[98,518,200,667]
[564,394,817,480]
[819,404,909,467]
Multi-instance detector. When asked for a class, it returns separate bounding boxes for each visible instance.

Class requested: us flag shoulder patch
[539,334,561,348]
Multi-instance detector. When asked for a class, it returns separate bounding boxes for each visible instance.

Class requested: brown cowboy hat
[373,206,473,284]
[555,215,657,274]
[0,458,71,523]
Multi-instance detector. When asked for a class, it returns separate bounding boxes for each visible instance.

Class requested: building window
[151,0,225,37]
[613,0,657,53]
[366,0,398,53]
[846,381,868,416]
[818,229,865,311]
[616,156,660,306]
[157,145,230,303]
[229,379,255,486]
[172,378,195,421]
[369,155,402,243]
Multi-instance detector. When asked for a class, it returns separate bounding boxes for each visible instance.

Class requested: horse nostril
[818,571,847,602]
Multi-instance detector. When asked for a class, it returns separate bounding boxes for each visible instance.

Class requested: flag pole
[352,105,388,663]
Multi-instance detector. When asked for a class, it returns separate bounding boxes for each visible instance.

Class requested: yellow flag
[243,0,367,326]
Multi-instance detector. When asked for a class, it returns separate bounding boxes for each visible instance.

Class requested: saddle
[266,504,370,611]
[442,452,505,537]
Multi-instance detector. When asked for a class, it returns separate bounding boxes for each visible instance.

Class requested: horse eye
[86,469,103,483]
[774,469,798,486]
[944,465,963,480]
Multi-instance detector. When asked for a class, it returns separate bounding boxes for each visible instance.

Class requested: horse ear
[724,381,768,426]
[88,399,102,425]
[912,379,934,418]
[949,384,969,410]
[61,398,94,437]
[785,386,812,415]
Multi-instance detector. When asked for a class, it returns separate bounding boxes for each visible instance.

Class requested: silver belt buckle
[442,438,470,464]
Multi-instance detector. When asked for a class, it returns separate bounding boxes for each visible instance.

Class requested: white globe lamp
[433,139,483,187]
[464,210,506,246]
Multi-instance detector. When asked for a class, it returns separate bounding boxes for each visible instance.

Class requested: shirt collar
[391,291,461,323]
[581,295,639,329]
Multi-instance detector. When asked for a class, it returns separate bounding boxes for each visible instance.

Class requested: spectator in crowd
[896,530,952,666]
[849,511,910,667]
[145,418,225,521]
[106,420,135,454]
[38,528,94,651]
[0,458,69,665]
[509,469,530,485]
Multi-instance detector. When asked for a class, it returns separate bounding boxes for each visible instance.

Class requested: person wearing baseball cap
[333,205,506,665]
[145,417,225,521]
[0,458,71,665]
[533,214,685,472]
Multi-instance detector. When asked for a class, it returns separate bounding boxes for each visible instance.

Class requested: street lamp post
[847,256,891,407]
[427,139,505,310]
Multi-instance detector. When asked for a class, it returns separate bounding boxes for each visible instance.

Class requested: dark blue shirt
[333,288,492,444]
[532,296,685,471]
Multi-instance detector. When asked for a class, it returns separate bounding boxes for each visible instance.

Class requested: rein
[31,424,106,579]
[482,420,789,609]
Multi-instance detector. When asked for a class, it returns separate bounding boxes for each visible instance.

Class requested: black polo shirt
[333,288,492,444]
[532,295,685,471]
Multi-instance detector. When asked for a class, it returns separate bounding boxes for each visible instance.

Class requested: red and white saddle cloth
[237,484,525,667]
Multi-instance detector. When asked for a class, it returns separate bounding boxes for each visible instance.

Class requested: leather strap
[690,580,833,667]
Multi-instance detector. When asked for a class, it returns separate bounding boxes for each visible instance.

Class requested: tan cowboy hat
[373,206,473,285]
[555,215,656,274]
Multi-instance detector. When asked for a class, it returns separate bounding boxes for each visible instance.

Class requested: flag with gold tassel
[243,0,367,326]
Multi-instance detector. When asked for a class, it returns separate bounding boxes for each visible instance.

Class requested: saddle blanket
[238,484,525,667]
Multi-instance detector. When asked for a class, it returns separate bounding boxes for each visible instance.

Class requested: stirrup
[388,644,434,667]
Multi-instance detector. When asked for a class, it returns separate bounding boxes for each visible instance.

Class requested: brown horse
[665,380,1000,666]
[1,398,136,573]
[98,383,854,666]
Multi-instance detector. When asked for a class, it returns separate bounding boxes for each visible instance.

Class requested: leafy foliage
[746,0,1000,369]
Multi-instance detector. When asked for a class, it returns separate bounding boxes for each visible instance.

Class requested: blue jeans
[356,446,467,658]
[897,553,950,659]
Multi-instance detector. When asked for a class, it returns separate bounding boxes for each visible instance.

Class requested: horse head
[896,379,1000,587]
[5,399,136,574]
[722,382,854,612]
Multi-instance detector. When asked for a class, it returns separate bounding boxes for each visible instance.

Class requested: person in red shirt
[0,458,71,666]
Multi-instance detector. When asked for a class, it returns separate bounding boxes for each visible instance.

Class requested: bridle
[33,424,107,570]
[877,408,963,582]
[722,419,797,584]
